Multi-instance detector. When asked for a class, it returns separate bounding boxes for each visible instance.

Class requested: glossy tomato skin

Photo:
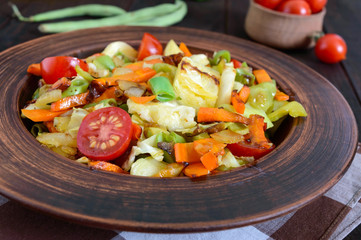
[231,58,243,68]
[137,33,163,61]
[277,0,312,15]
[306,0,327,13]
[40,56,88,84]
[315,34,347,64]
[254,0,283,9]
[227,142,275,160]
[77,107,133,161]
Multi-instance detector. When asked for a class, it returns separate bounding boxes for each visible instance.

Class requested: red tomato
[231,58,243,68]
[277,0,312,15]
[227,142,275,160]
[314,33,347,64]
[77,107,133,161]
[137,33,163,61]
[254,0,283,9]
[40,56,88,84]
[306,0,327,13]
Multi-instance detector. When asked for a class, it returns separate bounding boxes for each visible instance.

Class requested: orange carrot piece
[129,95,156,104]
[231,90,245,114]
[50,92,89,112]
[124,59,163,71]
[96,68,157,85]
[274,90,290,101]
[200,152,219,171]
[94,86,118,103]
[131,122,142,140]
[174,142,202,163]
[248,114,271,148]
[89,161,127,174]
[43,121,58,133]
[193,138,226,156]
[27,63,42,76]
[239,85,250,103]
[183,162,210,178]
[21,109,69,122]
[51,77,71,90]
[197,107,250,124]
[179,42,192,57]
[253,69,272,84]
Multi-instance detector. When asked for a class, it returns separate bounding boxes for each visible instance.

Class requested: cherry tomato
[77,107,133,161]
[306,0,327,13]
[277,0,312,15]
[227,142,275,160]
[314,33,347,64]
[231,58,243,68]
[40,56,88,84]
[254,0,283,9]
[137,33,163,61]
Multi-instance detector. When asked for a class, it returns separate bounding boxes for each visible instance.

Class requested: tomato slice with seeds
[77,107,132,161]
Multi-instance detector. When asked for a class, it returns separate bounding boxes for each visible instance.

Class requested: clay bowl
[245,0,326,49]
[0,26,357,233]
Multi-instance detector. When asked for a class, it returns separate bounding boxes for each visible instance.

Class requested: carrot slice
[231,90,245,114]
[200,152,219,171]
[50,91,89,112]
[183,162,210,178]
[43,121,58,133]
[131,122,142,140]
[51,77,71,90]
[248,114,271,148]
[27,63,41,76]
[253,69,272,84]
[274,90,289,101]
[21,109,68,122]
[129,95,156,104]
[174,142,202,163]
[94,86,118,103]
[179,42,192,57]
[89,161,127,174]
[96,68,157,85]
[124,59,163,71]
[239,85,250,102]
[197,107,250,124]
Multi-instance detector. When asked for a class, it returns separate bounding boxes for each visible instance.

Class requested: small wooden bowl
[245,0,326,49]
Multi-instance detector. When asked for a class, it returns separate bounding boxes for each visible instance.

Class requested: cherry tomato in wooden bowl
[276,0,312,15]
[306,0,328,13]
[314,33,347,64]
[254,0,283,9]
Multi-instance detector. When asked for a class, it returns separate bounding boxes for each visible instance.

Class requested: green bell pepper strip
[62,78,89,97]
[268,101,307,122]
[75,65,93,81]
[149,76,176,102]
[210,50,231,65]
[235,62,255,86]
[83,98,117,109]
[93,55,115,70]
[30,123,48,137]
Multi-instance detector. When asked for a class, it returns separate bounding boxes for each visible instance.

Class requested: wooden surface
[0,0,360,237]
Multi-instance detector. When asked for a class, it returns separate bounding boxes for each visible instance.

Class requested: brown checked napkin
[1,144,361,240]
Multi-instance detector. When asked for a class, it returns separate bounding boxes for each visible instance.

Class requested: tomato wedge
[137,33,163,60]
[227,142,275,160]
[40,56,88,84]
[77,107,132,161]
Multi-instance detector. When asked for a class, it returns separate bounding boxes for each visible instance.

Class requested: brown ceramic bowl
[245,0,326,49]
[0,26,357,233]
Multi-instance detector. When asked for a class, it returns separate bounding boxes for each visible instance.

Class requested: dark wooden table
[1,0,360,238]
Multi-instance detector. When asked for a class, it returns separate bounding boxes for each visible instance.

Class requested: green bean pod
[62,79,89,97]
[149,76,176,102]
[38,0,186,33]
[10,3,126,22]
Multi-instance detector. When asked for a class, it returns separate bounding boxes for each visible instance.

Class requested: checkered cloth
[1,144,361,240]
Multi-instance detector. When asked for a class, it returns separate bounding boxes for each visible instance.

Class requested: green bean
[93,55,115,71]
[10,3,126,22]
[126,0,187,27]
[30,123,48,137]
[38,0,186,33]
[75,65,93,81]
[62,79,89,97]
